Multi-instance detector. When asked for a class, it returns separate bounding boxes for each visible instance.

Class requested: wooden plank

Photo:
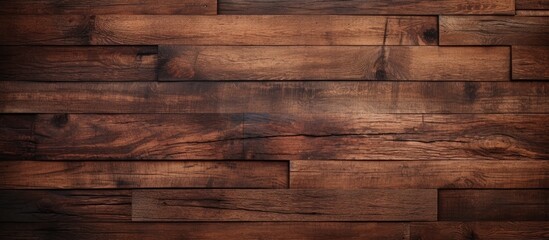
[0,161,288,189]
[0,46,157,81]
[159,46,509,81]
[0,190,130,222]
[440,16,549,45]
[0,115,35,159]
[516,10,549,16]
[290,160,549,189]
[513,46,549,80]
[2,82,548,114]
[411,222,549,240]
[219,0,515,15]
[132,189,437,221]
[0,0,217,15]
[517,0,549,9]
[439,190,549,221]
[0,222,410,240]
[0,15,91,45]
[91,15,438,45]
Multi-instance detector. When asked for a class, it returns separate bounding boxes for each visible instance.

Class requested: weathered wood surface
[513,46,549,80]
[0,15,92,45]
[517,0,549,9]
[410,222,549,240]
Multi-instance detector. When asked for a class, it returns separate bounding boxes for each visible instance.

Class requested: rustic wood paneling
[517,0,549,9]
[0,15,92,45]
[513,46,549,80]
[410,222,549,240]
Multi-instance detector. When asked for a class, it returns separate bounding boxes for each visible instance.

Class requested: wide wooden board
[512,46,549,80]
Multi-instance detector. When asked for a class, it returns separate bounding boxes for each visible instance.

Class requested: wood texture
[159,46,509,81]
[411,222,549,240]
[2,82,548,114]
[132,189,437,221]
[0,46,157,81]
[219,0,515,15]
[439,190,549,221]
[517,0,549,9]
[0,0,217,15]
[0,161,288,189]
[0,15,92,45]
[516,10,549,16]
[91,15,438,45]
[513,46,549,80]
[440,16,549,45]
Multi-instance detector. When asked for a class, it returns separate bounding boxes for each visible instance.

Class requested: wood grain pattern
[0,46,157,81]
[440,16,549,45]
[411,222,549,240]
[0,161,288,189]
[0,0,217,15]
[91,15,438,45]
[0,190,131,222]
[2,82,548,114]
[219,0,515,15]
[159,46,509,81]
[516,10,549,16]
[439,190,549,221]
[513,46,549,80]
[0,114,35,159]
[132,189,437,221]
[0,15,92,45]
[517,0,549,9]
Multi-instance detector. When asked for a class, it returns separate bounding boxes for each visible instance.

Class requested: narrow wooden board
[516,10,549,16]
[132,189,437,221]
[91,15,438,45]
[0,0,217,15]
[0,15,92,45]
[439,190,549,221]
[440,16,549,45]
[0,190,130,222]
[0,161,288,189]
[219,0,515,15]
[2,82,548,114]
[159,46,509,81]
[517,0,549,9]
[411,222,549,240]
[0,46,157,81]
[513,46,549,80]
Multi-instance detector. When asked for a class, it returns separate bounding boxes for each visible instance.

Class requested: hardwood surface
[513,46,549,80]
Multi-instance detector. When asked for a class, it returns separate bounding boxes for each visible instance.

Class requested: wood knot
[164,57,195,80]
[476,134,515,152]
[422,28,438,43]
[375,69,387,80]
[464,82,478,103]
[51,114,69,128]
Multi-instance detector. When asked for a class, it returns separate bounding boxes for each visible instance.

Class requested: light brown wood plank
[513,46,549,80]
[0,15,92,45]
[440,16,549,45]
[159,46,509,81]
[411,222,549,240]
[517,0,549,10]
[439,190,549,221]
[132,189,437,221]
[91,15,438,45]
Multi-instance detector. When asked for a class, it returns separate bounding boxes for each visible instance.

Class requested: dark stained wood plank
[219,0,515,15]
[132,189,437,221]
[0,0,217,15]
[0,222,410,240]
[0,161,288,189]
[2,82,548,114]
[290,160,549,189]
[439,190,549,221]
[517,0,549,9]
[411,222,549,240]
[0,15,92,45]
[0,115,35,159]
[159,46,509,81]
[440,16,549,45]
[0,46,157,81]
[91,15,438,45]
[0,190,130,222]
[516,10,549,16]
[513,46,549,80]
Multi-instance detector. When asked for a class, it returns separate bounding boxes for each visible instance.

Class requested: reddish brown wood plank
[440,16,549,45]
[91,15,438,45]
[513,46,549,80]
[0,15,92,45]
[219,0,515,15]
[0,115,35,159]
[159,46,509,81]
[0,46,157,81]
[439,190,549,221]
[411,222,549,240]
[132,189,437,221]
[517,0,549,9]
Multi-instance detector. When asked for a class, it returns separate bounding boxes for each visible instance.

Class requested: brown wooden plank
[91,15,438,45]
[0,15,91,45]
[439,190,549,221]
[0,190,130,222]
[0,46,157,81]
[132,189,437,221]
[159,46,509,81]
[411,222,549,240]
[0,115,35,159]
[516,10,549,16]
[0,161,287,189]
[0,0,217,15]
[290,160,549,189]
[517,0,549,9]
[219,0,515,15]
[440,16,549,45]
[513,46,549,80]
[0,222,410,240]
[2,82,548,114]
